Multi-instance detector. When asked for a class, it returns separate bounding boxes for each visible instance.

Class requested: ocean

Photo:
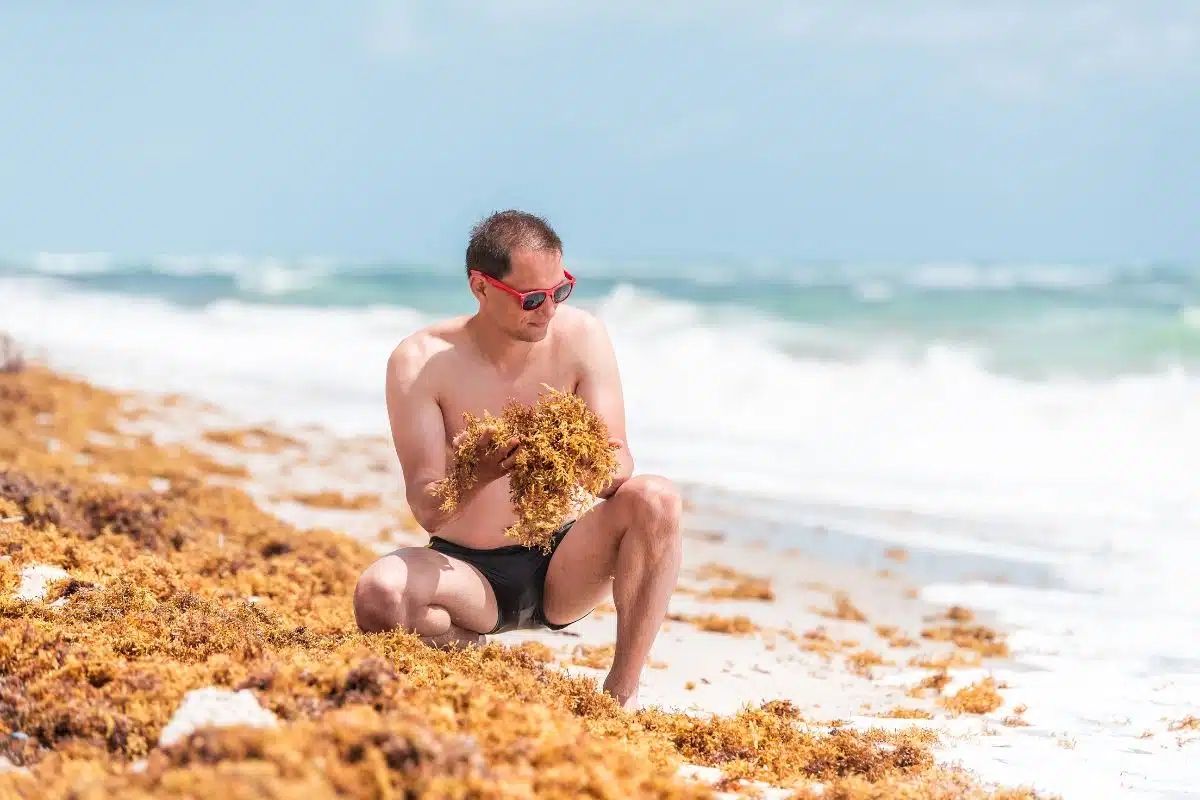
[3,253,1199,797]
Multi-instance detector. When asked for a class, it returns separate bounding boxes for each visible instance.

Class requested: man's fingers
[497,438,521,470]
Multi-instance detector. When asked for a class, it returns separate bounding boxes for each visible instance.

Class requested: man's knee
[353,554,426,634]
[617,475,684,541]
[620,475,683,523]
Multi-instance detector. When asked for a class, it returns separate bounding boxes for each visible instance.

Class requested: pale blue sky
[1,1,1197,264]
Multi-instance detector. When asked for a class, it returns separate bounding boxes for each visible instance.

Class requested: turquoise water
[3,256,1198,380]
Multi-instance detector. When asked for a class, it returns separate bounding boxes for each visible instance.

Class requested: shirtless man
[352,209,684,710]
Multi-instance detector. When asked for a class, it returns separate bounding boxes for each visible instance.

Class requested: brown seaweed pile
[816,592,869,623]
[430,385,619,552]
[668,612,761,636]
[284,489,382,511]
[878,708,934,720]
[1003,705,1031,727]
[921,619,1010,659]
[791,770,1050,800]
[874,625,918,649]
[940,678,1004,716]
[0,350,1055,798]
[845,650,892,679]
[202,426,305,454]
[693,563,775,602]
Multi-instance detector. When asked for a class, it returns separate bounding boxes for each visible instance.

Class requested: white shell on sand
[158,688,278,748]
[16,564,70,602]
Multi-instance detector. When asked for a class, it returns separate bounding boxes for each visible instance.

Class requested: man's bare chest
[438,369,577,442]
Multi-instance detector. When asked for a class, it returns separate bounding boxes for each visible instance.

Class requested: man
[353,209,683,710]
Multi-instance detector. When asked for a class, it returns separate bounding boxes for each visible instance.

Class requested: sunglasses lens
[522,292,547,311]
[553,281,573,304]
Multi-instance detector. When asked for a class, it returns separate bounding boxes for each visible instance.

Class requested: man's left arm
[574,313,635,499]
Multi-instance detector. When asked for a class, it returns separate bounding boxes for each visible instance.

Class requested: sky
[1,1,1198,265]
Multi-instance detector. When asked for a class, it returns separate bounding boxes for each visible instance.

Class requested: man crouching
[352,209,683,710]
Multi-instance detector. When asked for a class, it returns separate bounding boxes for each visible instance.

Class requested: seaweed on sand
[940,677,1004,716]
[0,351,1057,799]
[430,385,619,552]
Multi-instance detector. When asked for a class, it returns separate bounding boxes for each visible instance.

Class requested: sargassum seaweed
[0,347,1058,800]
[430,385,619,552]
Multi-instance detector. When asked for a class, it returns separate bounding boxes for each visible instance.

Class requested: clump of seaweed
[570,643,616,669]
[781,626,864,663]
[816,592,868,623]
[3,707,525,798]
[907,671,952,699]
[940,677,1004,716]
[878,707,934,720]
[920,622,1009,659]
[284,490,381,511]
[918,605,1009,659]
[945,605,975,623]
[909,650,983,670]
[693,563,775,602]
[668,612,760,636]
[430,385,618,552]
[202,426,305,454]
[1003,704,1031,727]
[791,769,1053,800]
[636,702,937,785]
[874,624,919,649]
[845,650,892,679]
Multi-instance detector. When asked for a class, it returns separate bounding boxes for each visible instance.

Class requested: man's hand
[417,429,520,532]
[455,428,521,487]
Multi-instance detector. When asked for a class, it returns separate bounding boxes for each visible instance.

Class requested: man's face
[475,247,567,343]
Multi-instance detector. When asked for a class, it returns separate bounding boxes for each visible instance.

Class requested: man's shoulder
[555,304,607,341]
[553,306,612,361]
[387,316,469,383]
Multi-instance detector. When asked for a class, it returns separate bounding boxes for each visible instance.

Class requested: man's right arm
[385,340,483,534]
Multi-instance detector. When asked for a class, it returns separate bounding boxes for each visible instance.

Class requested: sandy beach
[0,346,1073,799]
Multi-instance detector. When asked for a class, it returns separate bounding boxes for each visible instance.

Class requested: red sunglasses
[470,269,575,311]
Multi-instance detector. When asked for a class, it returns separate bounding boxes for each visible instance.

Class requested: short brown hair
[465,210,562,279]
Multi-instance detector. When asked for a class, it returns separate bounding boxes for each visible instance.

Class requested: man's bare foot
[422,627,487,650]
[603,682,640,711]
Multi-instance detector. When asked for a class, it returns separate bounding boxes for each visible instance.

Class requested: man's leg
[540,474,684,709]
[353,546,500,648]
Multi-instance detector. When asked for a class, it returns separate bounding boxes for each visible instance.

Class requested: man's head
[466,210,573,342]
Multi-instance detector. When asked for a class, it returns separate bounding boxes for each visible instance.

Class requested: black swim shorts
[426,521,592,635]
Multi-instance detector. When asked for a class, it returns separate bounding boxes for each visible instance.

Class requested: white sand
[503,533,947,721]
